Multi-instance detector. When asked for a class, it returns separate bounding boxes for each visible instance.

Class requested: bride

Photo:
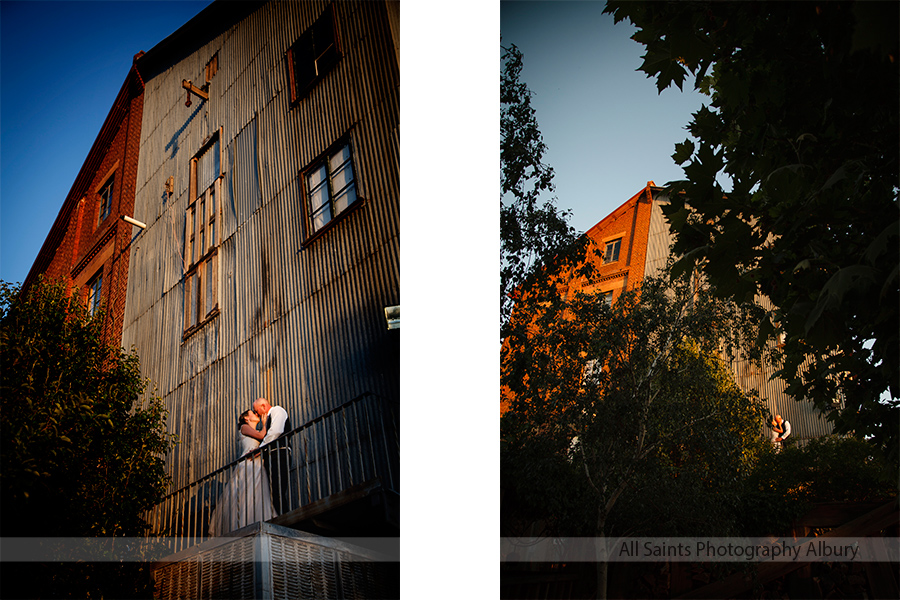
[208,409,276,536]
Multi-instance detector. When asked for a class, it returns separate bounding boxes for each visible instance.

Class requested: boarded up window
[184,134,222,338]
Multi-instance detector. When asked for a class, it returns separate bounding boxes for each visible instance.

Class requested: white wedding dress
[208,434,276,536]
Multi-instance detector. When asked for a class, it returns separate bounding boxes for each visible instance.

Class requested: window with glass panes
[88,271,103,316]
[304,140,359,237]
[286,3,341,104]
[603,238,621,264]
[184,135,221,335]
[97,175,115,226]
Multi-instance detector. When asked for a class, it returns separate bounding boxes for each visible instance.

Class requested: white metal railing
[144,392,398,554]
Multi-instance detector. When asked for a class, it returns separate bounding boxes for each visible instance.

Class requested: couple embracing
[209,398,292,536]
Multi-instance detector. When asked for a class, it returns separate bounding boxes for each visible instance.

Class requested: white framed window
[603,238,621,264]
[184,134,222,336]
[301,136,362,242]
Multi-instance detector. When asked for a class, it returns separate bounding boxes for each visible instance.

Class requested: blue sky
[0,0,214,285]
[500,1,710,234]
[0,1,711,284]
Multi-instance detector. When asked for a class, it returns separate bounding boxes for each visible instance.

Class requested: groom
[253,397,292,514]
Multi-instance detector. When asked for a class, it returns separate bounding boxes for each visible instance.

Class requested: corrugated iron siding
[123,1,399,491]
[646,195,835,442]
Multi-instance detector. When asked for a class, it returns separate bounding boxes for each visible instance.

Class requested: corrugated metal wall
[123,1,399,491]
[646,195,835,442]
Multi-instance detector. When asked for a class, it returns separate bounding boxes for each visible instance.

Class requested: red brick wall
[500,183,658,415]
[568,183,656,304]
[33,85,143,350]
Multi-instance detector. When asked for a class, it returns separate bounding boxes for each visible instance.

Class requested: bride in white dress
[208,409,276,536]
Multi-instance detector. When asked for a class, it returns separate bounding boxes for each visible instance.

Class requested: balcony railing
[144,392,398,554]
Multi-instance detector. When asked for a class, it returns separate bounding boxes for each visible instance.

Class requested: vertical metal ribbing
[341,409,353,487]
[321,418,330,500]
[650,195,837,443]
[331,408,341,491]
[127,1,399,554]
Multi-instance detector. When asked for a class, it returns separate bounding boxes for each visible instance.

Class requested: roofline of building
[22,60,145,292]
[23,1,263,291]
[583,181,664,240]
[135,0,262,82]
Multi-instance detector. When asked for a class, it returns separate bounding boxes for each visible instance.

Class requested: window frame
[87,270,103,316]
[183,132,223,339]
[97,174,115,227]
[285,3,342,105]
[299,134,365,247]
[603,238,622,264]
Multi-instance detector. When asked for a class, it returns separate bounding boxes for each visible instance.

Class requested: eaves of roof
[135,0,263,82]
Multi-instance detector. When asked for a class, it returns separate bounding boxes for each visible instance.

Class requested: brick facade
[500,182,659,415]
[23,61,144,350]
[568,182,657,304]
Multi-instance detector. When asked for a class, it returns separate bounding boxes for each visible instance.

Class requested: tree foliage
[742,436,898,537]
[501,43,581,333]
[501,265,769,597]
[0,278,176,598]
[604,1,899,459]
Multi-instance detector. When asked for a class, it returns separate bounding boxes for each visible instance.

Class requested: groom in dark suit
[253,397,292,514]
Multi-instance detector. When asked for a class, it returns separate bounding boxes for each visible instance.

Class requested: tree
[501,265,769,598]
[741,436,898,537]
[0,278,176,598]
[604,1,899,459]
[501,43,582,334]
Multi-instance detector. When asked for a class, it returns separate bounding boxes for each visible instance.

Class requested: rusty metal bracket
[182,79,209,106]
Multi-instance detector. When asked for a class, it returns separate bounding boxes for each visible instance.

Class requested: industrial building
[503,181,836,441]
[22,2,399,597]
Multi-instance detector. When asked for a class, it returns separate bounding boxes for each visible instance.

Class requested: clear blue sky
[501,1,710,235]
[0,0,214,285]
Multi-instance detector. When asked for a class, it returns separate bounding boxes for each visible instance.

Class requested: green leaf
[792,259,810,274]
[672,140,695,165]
[804,266,879,336]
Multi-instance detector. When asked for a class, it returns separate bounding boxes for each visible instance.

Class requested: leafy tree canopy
[501,43,583,334]
[502,265,770,597]
[742,436,898,537]
[0,278,176,598]
[503,266,767,536]
[604,1,899,459]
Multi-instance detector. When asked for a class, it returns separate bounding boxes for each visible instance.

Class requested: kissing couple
[208,398,292,536]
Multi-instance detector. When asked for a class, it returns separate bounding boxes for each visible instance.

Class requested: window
[286,3,341,104]
[97,175,115,226]
[88,271,103,316]
[602,291,613,307]
[603,238,621,264]
[302,138,361,239]
[184,135,221,335]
